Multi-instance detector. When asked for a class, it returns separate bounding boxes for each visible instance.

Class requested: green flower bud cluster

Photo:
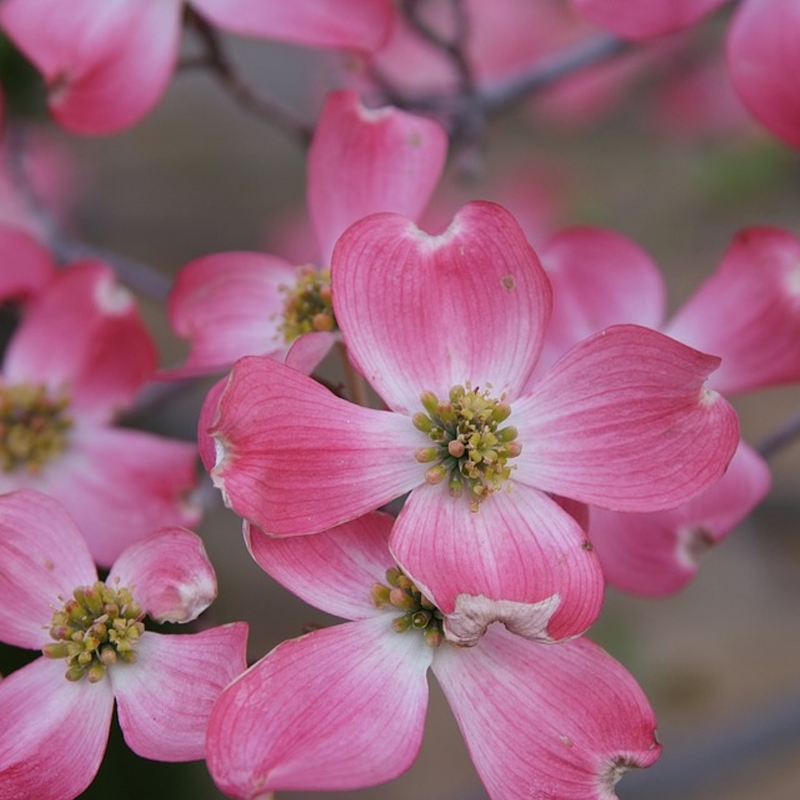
[280,266,336,343]
[0,384,72,474]
[413,384,521,510]
[42,581,145,683]
[371,567,444,648]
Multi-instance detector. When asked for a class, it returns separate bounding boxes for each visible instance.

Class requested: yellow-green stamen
[42,581,144,683]
[371,567,444,648]
[412,384,521,510]
[279,266,336,343]
[0,384,72,474]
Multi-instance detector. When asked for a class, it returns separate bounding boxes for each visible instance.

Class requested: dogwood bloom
[166,89,447,378]
[0,260,200,566]
[0,0,395,134]
[540,225,800,594]
[211,201,739,644]
[0,225,56,304]
[207,511,661,799]
[571,0,800,149]
[0,490,248,800]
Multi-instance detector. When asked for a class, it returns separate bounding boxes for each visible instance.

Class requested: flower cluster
[572,0,800,148]
[0,490,247,799]
[0,2,798,800]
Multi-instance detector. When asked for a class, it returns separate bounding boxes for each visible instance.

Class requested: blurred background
[1,5,799,799]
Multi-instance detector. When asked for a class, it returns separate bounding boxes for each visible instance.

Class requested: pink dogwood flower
[726,0,800,152]
[166,89,448,378]
[210,201,739,644]
[0,225,57,304]
[207,511,661,799]
[540,225,800,594]
[571,0,800,150]
[0,0,395,134]
[0,489,248,800]
[0,259,201,566]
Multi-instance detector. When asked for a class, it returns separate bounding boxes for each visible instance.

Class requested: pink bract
[573,0,800,149]
[0,490,248,800]
[543,225,800,395]
[206,514,661,800]
[539,224,799,595]
[663,226,800,394]
[588,442,771,596]
[0,0,395,135]
[0,261,201,566]
[166,90,448,378]
[727,0,800,155]
[571,0,730,39]
[211,201,739,643]
[0,226,57,303]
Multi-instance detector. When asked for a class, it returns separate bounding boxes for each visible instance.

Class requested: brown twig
[396,0,485,165]
[5,125,172,302]
[757,407,800,460]
[182,10,313,147]
[478,33,632,114]
[368,6,633,164]
[400,0,475,97]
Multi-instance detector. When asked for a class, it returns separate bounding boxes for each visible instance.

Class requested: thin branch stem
[182,11,313,147]
[50,238,172,302]
[395,0,485,164]
[757,407,800,460]
[5,125,172,302]
[400,0,475,97]
[478,33,632,113]
[369,19,631,162]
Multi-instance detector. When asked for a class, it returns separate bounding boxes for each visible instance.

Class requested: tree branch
[400,0,475,97]
[368,20,632,162]
[478,32,632,114]
[757,407,800,460]
[5,125,172,302]
[182,10,313,147]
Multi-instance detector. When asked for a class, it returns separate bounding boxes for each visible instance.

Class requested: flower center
[371,567,444,648]
[279,266,336,343]
[412,384,521,510]
[42,581,144,683]
[0,384,72,474]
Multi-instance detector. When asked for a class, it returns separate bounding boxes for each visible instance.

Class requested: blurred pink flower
[571,0,800,149]
[0,489,248,800]
[0,0,396,134]
[0,225,57,304]
[166,89,448,379]
[210,201,739,644]
[0,259,201,566]
[0,137,81,243]
[207,512,661,800]
[540,225,800,594]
